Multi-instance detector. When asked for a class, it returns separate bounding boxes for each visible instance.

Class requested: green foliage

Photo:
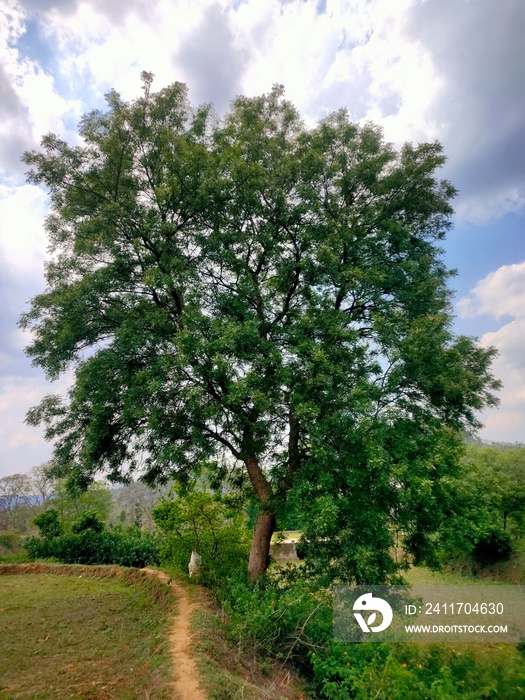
[221,572,331,665]
[219,573,524,699]
[71,508,105,533]
[463,445,525,536]
[20,76,500,580]
[23,526,159,567]
[50,480,113,531]
[33,508,63,539]
[153,489,250,589]
[25,502,159,567]
[308,642,524,699]
[472,528,514,566]
[293,425,468,583]
[437,445,525,567]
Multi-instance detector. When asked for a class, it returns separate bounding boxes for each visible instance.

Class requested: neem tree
[20,74,499,581]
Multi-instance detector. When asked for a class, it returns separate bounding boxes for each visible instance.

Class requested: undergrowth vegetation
[13,460,525,699]
[24,509,159,567]
[217,570,524,699]
[154,491,525,699]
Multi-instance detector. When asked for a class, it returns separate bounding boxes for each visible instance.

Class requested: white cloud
[230,0,442,142]
[0,185,47,340]
[457,262,525,442]
[457,262,525,320]
[476,323,525,442]
[0,2,83,175]
[3,0,523,227]
[0,183,48,278]
[0,375,53,476]
[456,190,525,226]
[21,0,443,138]
[38,0,210,104]
[0,366,73,477]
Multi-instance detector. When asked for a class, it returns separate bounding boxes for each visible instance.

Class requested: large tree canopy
[21,74,500,581]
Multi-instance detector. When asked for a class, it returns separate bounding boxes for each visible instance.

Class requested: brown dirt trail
[142,568,207,700]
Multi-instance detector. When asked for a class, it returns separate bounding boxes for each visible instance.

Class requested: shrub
[219,571,523,699]
[23,528,160,567]
[220,571,332,667]
[305,641,523,699]
[153,490,251,590]
[33,509,63,539]
[472,529,514,566]
[71,509,105,534]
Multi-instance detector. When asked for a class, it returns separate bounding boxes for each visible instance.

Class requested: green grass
[0,552,32,565]
[0,567,174,699]
[404,565,501,585]
[405,543,525,586]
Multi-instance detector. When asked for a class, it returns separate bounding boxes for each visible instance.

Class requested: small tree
[113,481,163,529]
[20,75,499,581]
[153,489,250,586]
[33,509,62,539]
[71,509,105,534]
[437,444,525,565]
[0,473,37,532]
[464,446,525,535]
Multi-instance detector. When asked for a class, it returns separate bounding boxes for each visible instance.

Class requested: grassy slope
[0,566,174,700]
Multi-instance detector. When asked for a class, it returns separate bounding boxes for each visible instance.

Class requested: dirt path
[142,568,207,700]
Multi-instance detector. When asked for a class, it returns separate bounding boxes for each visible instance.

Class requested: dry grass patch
[0,565,174,700]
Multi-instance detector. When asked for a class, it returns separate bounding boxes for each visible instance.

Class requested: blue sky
[0,0,524,477]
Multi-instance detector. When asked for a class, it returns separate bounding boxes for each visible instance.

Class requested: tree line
[0,465,162,535]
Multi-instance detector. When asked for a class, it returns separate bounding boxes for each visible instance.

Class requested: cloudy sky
[0,0,524,477]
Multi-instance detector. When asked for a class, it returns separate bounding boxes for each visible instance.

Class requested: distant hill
[465,435,525,449]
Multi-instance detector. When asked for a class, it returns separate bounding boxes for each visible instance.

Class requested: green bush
[220,571,331,667]
[308,642,523,699]
[219,571,524,699]
[71,509,104,534]
[23,528,160,568]
[153,490,250,590]
[33,509,63,539]
[472,528,514,566]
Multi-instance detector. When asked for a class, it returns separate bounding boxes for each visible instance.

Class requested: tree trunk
[244,453,275,581]
[248,510,276,581]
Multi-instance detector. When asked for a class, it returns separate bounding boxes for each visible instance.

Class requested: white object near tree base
[188,550,202,577]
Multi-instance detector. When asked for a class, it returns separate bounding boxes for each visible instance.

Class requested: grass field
[0,567,174,700]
